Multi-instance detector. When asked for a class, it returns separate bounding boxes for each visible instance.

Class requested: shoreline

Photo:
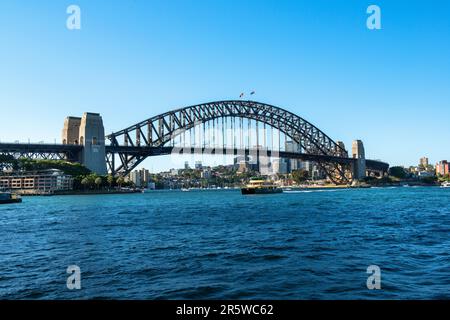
[13,183,442,197]
[18,189,142,197]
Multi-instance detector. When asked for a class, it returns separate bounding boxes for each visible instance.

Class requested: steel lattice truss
[107,100,353,183]
[0,151,70,161]
[0,143,81,162]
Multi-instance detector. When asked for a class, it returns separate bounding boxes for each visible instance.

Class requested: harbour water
[1,187,450,299]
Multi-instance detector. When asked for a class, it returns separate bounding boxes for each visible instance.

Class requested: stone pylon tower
[352,140,366,180]
[62,117,82,145]
[62,112,107,175]
[79,113,107,175]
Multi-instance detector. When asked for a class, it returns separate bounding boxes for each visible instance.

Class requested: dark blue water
[1,187,450,299]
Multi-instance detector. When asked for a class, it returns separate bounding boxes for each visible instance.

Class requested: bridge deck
[105,145,389,171]
[0,143,389,172]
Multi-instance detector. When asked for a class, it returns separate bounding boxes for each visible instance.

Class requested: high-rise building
[184,161,190,170]
[130,170,142,188]
[272,159,288,174]
[140,168,150,185]
[129,168,150,187]
[436,160,449,176]
[285,140,301,173]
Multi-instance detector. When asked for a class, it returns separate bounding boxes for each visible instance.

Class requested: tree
[116,176,125,188]
[81,177,92,190]
[95,177,103,189]
[292,169,310,184]
[389,166,407,179]
[107,175,115,188]
[17,159,90,176]
[0,155,18,171]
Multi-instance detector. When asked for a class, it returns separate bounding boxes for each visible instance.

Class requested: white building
[195,161,203,170]
[130,170,142,187]
[0,169,73,193]
[201,169,212,179]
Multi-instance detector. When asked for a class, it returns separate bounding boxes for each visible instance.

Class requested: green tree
[389,166,407,179]
[116,176,125,188]
[425,164,435,173]
[17,159,90,176]
[81,177,93,190]
[107,175,115,188]
[292,169,310,184]
[95,177,103,189]
[0,155,19,170]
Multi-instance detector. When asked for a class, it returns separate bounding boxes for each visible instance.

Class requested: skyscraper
[285,140,301,172]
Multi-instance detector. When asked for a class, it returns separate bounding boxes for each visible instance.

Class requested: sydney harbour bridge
[0,100,389,184]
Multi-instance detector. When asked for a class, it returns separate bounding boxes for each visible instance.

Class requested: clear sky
[1,0,449,171]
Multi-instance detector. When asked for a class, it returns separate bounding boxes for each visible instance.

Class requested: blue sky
[1,0,449,171]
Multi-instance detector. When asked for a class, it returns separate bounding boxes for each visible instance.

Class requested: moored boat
[441,181,450,188]
[241,178,283,195]
[0,191,22,204]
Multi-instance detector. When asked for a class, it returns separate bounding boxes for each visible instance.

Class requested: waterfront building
[0,169,73,194]
[128,168,151,187]
[129,170,142,187]
[140,168,150,185]
[436,160,449,176]
[184,161,190,170]
[417,171,434,179]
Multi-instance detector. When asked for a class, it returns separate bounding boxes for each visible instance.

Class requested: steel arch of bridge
[106,100,352,182]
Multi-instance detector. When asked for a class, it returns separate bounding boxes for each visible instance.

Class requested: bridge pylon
[62,112,107,175]
[351,140,366,180]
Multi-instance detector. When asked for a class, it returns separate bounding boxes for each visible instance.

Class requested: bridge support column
[79,113,107,175]
[352,140,366,180]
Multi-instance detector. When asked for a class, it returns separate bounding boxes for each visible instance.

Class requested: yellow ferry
[241,178,283,195]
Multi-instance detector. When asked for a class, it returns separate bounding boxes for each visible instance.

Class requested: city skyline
[1,0,449,171]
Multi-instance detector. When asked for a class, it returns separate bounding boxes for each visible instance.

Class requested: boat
[441,181,450,188]
[181,188,190,192]
[241,178,283,195]
[0,191,22,204]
